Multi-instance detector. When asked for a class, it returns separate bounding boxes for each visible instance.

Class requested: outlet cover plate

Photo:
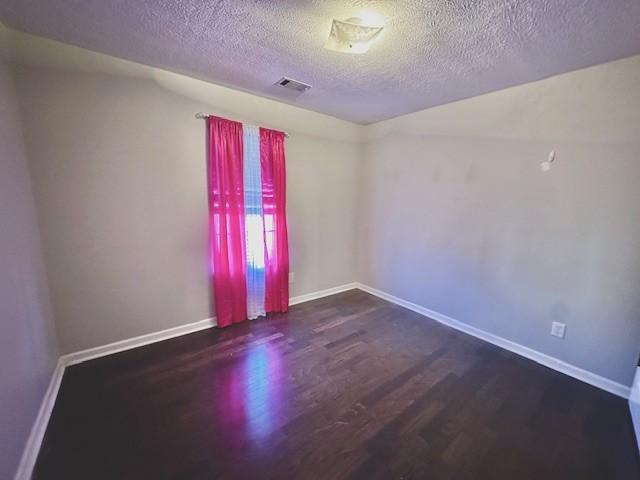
[551,321,566,339]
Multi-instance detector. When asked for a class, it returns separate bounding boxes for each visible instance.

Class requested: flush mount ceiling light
[324,17,384,54]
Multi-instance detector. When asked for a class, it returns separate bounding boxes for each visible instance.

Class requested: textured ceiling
[1,0,640,124]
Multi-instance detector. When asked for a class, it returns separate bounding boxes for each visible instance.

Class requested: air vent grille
[275,77,312,93]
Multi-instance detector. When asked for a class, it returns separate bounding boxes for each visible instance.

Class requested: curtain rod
[195,113,290,138]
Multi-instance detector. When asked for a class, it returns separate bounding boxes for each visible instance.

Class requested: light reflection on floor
[244,343,283,441]
[214,340,286,449]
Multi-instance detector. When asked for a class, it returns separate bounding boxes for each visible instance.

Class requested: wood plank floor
[34,290,640,479]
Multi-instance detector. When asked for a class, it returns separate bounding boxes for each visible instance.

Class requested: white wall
[359,55,640,387]
[9,31,363,354]
[0,25,59,479]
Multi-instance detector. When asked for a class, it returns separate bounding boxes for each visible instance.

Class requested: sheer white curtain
[242,125,266,319]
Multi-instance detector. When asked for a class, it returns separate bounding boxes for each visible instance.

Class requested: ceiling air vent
[275,77,312,93]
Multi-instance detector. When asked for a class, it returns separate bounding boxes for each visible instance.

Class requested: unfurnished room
[1,1,640,479]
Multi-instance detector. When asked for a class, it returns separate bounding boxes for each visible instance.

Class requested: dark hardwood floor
[34,290,640,479]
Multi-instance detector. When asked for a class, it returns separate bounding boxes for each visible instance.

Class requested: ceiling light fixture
[324,16,384,54]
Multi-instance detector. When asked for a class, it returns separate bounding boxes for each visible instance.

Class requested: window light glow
[245,214,265,269]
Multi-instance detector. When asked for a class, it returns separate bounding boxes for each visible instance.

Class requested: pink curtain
[260,128,289,312]
[207,117,247,327]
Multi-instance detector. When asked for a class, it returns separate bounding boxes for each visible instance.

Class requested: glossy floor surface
[35,290,640,479]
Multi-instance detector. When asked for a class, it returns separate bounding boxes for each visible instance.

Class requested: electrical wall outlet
[550,321,566,339]
[288,272,295,284]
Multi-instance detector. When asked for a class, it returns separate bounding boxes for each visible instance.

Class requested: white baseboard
[14,359,66,480]
[289,282,359,306]
[62,282,359,366]
[354,282,632,399]
[61,317,218,367]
